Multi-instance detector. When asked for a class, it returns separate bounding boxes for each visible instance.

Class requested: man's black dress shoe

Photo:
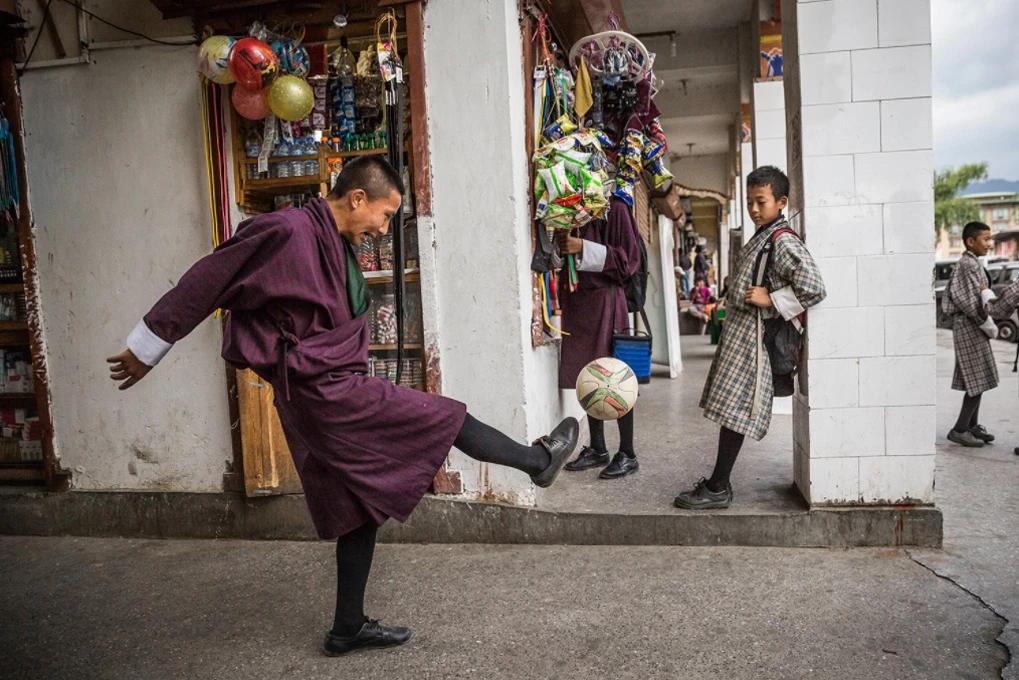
[565,446,611,471]
[531,417,580,488]
[323,618,411,656]
[598,452,639,479]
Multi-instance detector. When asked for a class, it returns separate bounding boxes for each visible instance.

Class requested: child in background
[685,276,713,333]
[943,222,1000,448]
[674,166,826,509]
[984,278,1019,455]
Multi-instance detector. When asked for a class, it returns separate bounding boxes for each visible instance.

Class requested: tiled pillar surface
[753,80,788,172]
[785,0,936,505]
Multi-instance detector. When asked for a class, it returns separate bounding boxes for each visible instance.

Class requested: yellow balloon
[267,75,314,121]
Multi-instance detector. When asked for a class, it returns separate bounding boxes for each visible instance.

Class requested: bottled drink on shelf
[245,128,262,158]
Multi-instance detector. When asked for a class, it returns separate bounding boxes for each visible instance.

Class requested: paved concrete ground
[911,329,1019,680]
[0,331,1015,679]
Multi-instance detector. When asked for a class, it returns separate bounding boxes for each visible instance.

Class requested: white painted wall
[21,45,234,490]
[423,0,562,504]
[671,154,729,196]
[786,0,936,505]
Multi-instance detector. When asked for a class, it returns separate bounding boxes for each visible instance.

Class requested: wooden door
[236,369,303,496]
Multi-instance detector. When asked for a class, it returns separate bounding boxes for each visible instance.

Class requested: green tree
[934,163,988,235]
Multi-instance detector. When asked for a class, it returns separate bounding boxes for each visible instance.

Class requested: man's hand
[106,349,152,390]
[745,286,773,308]
[556,230,584,256]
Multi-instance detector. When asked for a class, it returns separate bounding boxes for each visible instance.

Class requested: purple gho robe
[558,197,642,389]
[140,198,466,539]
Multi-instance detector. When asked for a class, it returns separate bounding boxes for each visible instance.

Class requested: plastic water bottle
[303,137,318,176]
[245,128,262,158]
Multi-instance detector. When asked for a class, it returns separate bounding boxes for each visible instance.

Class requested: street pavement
[0,330,1015,679]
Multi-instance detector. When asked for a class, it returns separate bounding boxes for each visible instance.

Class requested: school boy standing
[674,166,826,509]
[943,222,1000,448]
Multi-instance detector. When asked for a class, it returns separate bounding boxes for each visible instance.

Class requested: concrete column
[752,80,788,173]
[424,0,565,505]
[785,0,936,505]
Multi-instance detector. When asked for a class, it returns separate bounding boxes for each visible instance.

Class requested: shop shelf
[244,176,324,191]
[368,343,423,351]
[0,284,24,294]
[0,462,44,482]
[0,321,28,331]
[0,393,36,407]
[363,269,420,284]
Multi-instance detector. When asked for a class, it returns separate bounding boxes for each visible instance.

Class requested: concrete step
[0,490,942,548]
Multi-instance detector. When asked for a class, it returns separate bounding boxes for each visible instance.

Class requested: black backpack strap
[753,226,799,288]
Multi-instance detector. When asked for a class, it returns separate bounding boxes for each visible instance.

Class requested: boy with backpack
[943,222,1002,447]
[674,166,826,509]
[558,196,645,479]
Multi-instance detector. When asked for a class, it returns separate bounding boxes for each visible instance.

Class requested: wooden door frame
[0,56,68,490]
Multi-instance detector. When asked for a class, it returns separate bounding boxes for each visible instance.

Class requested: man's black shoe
[531,417,580,488]
[565,446,611,471]
[598,452,639,479]
[323,618,411,656]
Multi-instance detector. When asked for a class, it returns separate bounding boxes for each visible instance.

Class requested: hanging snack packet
[647,156,675,188]
[538,162,573,203]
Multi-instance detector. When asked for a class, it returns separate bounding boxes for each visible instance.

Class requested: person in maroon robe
[106,156,579,656]
[556,197,642,479]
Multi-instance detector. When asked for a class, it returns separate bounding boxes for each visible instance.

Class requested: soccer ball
[575,357,639,421]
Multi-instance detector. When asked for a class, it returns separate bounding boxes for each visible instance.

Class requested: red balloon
[231,85,270,120]
[228,38,279,90]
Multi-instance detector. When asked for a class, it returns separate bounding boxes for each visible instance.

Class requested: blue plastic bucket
[613,332,652,384]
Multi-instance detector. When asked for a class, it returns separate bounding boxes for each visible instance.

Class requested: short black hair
[695,245,704,253]
[746,165,790,201]
[962,221,991,244]
[328,155,405,201]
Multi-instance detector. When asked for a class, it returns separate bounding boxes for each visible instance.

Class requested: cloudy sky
[932,0,1019,180]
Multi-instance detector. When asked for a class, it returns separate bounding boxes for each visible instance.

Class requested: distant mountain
[960,179,1019,196]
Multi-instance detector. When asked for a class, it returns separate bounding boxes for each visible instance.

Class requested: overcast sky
[932,0,1019,180]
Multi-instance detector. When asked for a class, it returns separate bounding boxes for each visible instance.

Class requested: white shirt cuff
[576,240,607,272]
[770,286,805,321]
[127,319,173,367]
[979,315,998,339]
[981,288,998,307]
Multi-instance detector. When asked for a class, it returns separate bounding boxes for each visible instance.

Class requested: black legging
[588,410,636,456]
[707,426,746,492]
[332,520,378,638]
[954,393,982,433]
[453,413,550,475]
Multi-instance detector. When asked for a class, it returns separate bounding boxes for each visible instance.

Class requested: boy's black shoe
[969,425,995,443]
[673,478,733,509]
[565,446,611,471]
[947,429,985,448]
[598,452,639,479]
[323,619,411,656]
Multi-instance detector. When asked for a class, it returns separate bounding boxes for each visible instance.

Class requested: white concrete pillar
[752,80,788,172]
[424,0,564,505]
[741,142,755,242]
[785,0,936,505]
